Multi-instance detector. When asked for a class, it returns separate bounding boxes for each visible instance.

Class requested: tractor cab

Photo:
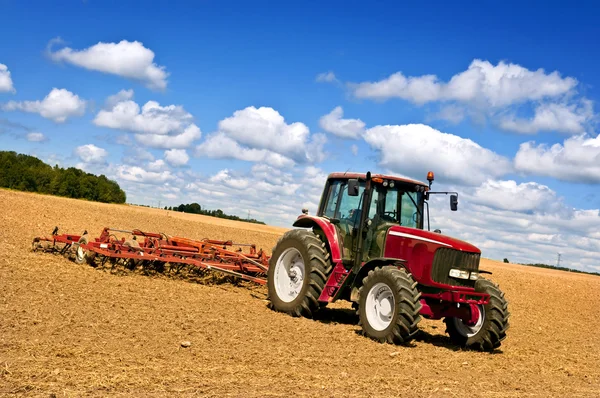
[317,171,455,267]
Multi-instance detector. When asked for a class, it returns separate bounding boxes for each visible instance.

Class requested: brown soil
[1,189,599,397]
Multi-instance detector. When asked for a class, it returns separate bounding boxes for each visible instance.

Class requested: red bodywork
[384,225,479,289]
[294,216,488,324]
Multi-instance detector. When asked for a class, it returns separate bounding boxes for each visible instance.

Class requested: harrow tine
[31,226,270,286]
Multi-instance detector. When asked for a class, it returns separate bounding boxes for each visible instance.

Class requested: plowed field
[1,189,599,397]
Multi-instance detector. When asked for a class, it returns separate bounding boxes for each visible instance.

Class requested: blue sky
[1,0,599,270]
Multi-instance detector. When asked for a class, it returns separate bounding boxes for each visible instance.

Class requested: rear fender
[292,215,342,263]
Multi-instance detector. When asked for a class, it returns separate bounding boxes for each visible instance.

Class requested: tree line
[0,151,126,204]
[166,203,266,225]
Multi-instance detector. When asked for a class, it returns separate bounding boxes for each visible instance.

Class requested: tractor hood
[387,226,481,253]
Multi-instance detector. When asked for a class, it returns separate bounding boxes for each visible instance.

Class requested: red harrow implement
[32,227,270,284]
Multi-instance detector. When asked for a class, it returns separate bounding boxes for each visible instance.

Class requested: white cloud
[48,39,168,90]
[164,149,189,167]
[514,134,600,183]
[218,106,310,159]
[195,106,326,166]
[94,91,202,149]
[75,144,108,164]
[352,59,577,107]
[94,96,193,135]
[195,132,295,168]
[499,100,594,134]
[470,180,559,213]
[316,71,337,83]
[26,132,46,142]
[105,89,134,109]
[116,164,175,184]
[319,106,365,139]
[121,147,154,164]
[351,144,358,155]
[0,64,15,93]
[363,123,512,185]
[136,124,202,149]
[3,88,86,122]
[147,159,167,171]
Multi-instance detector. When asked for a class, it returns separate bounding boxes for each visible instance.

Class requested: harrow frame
[32,227,270,285]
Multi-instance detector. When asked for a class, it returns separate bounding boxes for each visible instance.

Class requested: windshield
[375,186,423,229]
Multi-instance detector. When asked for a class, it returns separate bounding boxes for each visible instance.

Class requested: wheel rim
[273,247,306,303]
[452,304,485,337]
[365,282,395,331]
[76,245,85,262]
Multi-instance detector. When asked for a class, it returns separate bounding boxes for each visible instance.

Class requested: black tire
[358,266,422,344]
[267,229,331,318]
[444,277,510,351]
[73,235,89,265]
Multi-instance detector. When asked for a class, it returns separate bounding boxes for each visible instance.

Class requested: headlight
[469,271,479,280]
[449,269,470,279]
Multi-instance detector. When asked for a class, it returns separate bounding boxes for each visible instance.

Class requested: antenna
[556,252,562,267]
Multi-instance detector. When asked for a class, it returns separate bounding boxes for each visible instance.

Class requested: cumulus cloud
[499,100,594,135]
[3,88,86,122]
[164,149,189,167]
[136,125,202,149]
[514,134,600,183]
[75,144,108,163]
[195,132,295,168]
[195,106,326,167]
[105,89,134,109]
[26,132,46,142]
[218,106,309,159]
[470,180,559,213]
[116,164,175,184]
[94,90,202,149]
[363,123,512,185]
[316,71,338,83]
[352,59,577,106]
[319,106,365,139]
[350,59,593,135]
[0,64,15,93]
[48,39,168,90]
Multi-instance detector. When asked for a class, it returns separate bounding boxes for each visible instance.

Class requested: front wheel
[444,278,510,351]
[357,266,422,344]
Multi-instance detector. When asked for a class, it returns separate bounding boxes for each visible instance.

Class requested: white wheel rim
[76,245,85,262]
[273,248,306,303]
[452,305,485,337]
[365,282,395,331]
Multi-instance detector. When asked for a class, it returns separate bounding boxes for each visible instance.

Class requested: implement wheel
[444,277,510,351]
[73,235,94,265]
[358,266,422,344]
[267,229,331,318]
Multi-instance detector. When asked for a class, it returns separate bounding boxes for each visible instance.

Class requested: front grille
[430,248,480,287]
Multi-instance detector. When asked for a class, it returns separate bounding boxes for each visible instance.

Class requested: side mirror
[450,194,458,211]
[348,179,359,197]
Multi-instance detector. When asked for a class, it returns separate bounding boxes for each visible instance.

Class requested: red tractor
[267,171,509,351]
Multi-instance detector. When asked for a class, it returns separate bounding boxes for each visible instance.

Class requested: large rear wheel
[357,266,422,344]
[444,277,510,351]
[267,229,331,318]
